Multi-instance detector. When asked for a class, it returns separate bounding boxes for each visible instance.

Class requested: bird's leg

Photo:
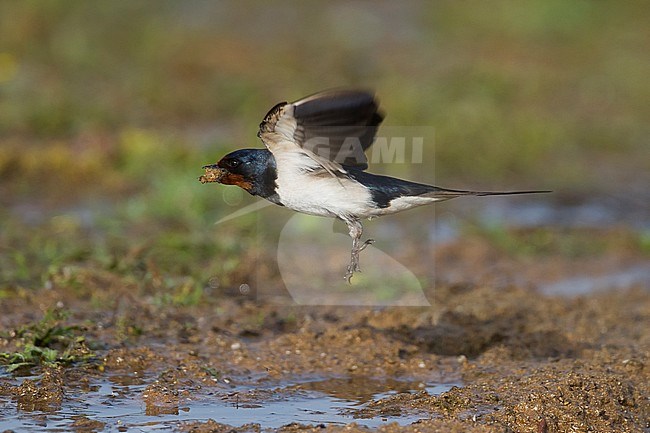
[343,219,375,283]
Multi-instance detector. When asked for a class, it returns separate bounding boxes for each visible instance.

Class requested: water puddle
[0,375,459,431]
[469,197,650,230]
[538,265,650,297]
[427,197,650,244]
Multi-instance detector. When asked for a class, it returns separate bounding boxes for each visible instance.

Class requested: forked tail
[425,188,551,200]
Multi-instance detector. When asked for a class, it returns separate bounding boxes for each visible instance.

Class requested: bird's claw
[344,261,361,283]
[344,266,354,284]
[359,239,374,252]
[344,239,374,283]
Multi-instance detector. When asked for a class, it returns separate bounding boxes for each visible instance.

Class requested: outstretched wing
[257,89,384,173]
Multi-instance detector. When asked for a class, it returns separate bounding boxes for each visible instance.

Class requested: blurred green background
[1,1,649,298]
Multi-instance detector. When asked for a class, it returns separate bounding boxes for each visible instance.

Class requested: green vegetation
[468,224,650,258]
[1,2,648,185]
[0,309,95,372]
[638,231,650,255]
[0,2,648,333]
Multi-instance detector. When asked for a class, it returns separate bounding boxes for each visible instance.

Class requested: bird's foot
[344,264,355,284]
[343,239,374,283]
[359,239,374,252]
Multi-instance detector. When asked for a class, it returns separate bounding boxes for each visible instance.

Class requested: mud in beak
[198,164,226,184]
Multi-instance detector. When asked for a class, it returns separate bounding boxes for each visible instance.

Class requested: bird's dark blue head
[200,148,278,199]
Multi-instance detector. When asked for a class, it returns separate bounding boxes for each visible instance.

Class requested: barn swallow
[200,90,549,282]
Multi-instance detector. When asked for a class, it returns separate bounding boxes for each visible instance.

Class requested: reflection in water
[287,376,430,403]
[0,373,459,431]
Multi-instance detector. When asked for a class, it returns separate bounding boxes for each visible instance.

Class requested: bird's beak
[199,164,227,184]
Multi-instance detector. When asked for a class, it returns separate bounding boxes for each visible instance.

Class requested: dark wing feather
[258,101,288,137]
[348,168,552,208]
[258,90,384,172]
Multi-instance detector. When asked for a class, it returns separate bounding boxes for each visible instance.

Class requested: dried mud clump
[12,366,64,412]
[198,166,223,184]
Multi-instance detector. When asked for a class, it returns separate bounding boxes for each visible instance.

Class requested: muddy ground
[2,2,650,431]
[1,229,648,433]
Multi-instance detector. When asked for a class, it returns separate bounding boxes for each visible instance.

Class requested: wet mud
[1,232,649,432]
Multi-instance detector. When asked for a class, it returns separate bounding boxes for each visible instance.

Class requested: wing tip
[293,89,379,120]
[258,101,288,137]
[294,87,377,103]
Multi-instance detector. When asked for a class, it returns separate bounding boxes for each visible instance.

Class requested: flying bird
[200,90,549,282]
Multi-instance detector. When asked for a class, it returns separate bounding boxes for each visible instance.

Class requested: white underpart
[273,146,374,219]
[273,145,445,219]
[269,109,443,220]
[368,195,444,217]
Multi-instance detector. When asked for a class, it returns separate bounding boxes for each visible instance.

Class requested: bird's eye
[227,159,240,169]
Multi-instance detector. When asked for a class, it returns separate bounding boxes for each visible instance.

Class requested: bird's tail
[424,188,551,200]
